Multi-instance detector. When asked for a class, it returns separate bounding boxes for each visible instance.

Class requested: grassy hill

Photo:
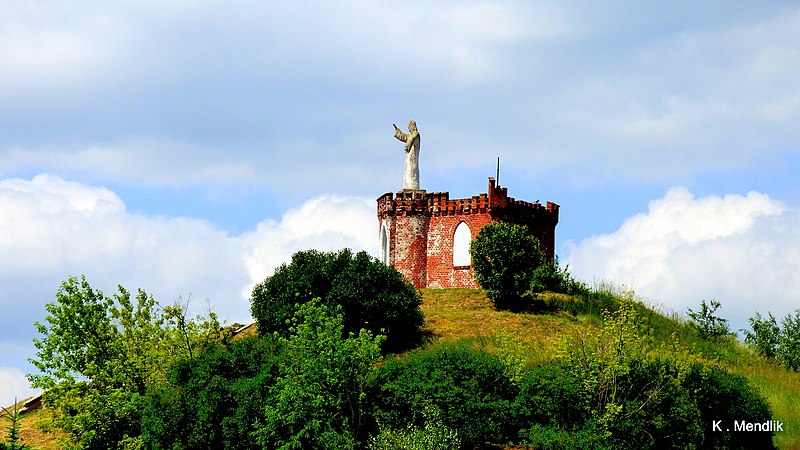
[420,287,800,449]
[10,286,800,449]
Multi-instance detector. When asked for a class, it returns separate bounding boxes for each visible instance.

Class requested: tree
[28,276,222,450]
[777,310,800,371]
[250,249,423,353]
[1,401,32,450]
[469,222,544,310]
[686,299,730,341]
[743,310,800,371]
[744,312,780,359]
[255,299,385,449]
[141,337,282,450]
[142,299,385,450]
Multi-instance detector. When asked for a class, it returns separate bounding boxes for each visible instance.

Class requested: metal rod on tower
[496,157,500,187]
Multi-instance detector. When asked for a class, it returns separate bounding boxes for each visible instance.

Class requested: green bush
[514,363,589,431]
[367,406,460,450]
[530,260,586,295]
[777,310,800,371]
[683,364,775,449]
[513,363,610,449]
[687,299,731,341]
[604,358,702,450]
[144,300,385,450]
[141,337,281,450]
[366,344,518,447]
[469,222,544,310]
[250,249,423,353]
[519,422,610,450]
[744,309,800,371]
[254,299,384,450]
[744,312,780,359]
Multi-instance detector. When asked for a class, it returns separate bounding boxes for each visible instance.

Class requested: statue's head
[408,120,417,132]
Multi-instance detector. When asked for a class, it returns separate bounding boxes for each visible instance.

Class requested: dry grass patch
[1,400,62,450]
[420,289,597,363]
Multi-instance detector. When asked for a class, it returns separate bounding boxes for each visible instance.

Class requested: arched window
[452,221,471,267]
[380,221,390,265]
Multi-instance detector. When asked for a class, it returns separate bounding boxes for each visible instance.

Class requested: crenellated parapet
[377,177,560,289]
[377,178,558,223]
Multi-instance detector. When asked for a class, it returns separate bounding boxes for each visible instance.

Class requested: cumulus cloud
[243,195,379,294]
[0,174,250,321]
[565,187,800,330]
[0,175,378,404]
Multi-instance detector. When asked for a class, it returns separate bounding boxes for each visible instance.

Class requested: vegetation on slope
[12,256,800,449]
[421,287,800,449]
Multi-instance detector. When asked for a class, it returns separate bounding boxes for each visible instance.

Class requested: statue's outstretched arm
[393,124,408,143]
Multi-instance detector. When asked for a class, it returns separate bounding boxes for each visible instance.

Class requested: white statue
[393,120,421,190]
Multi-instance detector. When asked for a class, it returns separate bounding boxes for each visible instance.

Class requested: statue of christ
[393,120,421,190]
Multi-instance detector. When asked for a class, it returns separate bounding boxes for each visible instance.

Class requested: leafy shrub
[744,309,800,371]
[250,249,423,353]
[687,299,731,341]
[683,364,775,449]
[605,358,702,450]
[367,406,460,450]
[744,312,780,359]
[515,359,706,449]
[519,422,610,450]
[254,299,384,450]
[530,260,586,295]
[469,222,544,310]
[144,300,385,450]
[141,337,281,450]
[514,363,589,431]
[777,310,800,371]
[366,344,517,446]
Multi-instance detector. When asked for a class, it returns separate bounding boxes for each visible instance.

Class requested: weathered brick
[377,178,559,289]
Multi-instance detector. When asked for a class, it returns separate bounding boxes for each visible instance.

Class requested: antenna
[496,156,500,187]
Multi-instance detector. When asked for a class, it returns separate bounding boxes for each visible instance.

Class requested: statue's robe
[394,127,421,190]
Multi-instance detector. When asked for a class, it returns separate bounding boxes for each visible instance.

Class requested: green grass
[419,287,800,449]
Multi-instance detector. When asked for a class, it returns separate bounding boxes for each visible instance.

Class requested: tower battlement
[377,177,559,289]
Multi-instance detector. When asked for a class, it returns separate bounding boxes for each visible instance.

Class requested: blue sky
[1,0,799,404]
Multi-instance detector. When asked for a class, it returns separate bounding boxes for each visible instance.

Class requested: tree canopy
[469,222,544,310]
[28,276,222,450]
[250,249,424,353]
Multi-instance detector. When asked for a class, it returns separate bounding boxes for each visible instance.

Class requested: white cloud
[565,187,800,331]
[0,368,40,409]
[0,174,249,311]
[0,174,379,324]
[242,195,379,295]
[0,174,379,403]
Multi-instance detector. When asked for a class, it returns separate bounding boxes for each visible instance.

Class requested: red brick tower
[377,177,559,289]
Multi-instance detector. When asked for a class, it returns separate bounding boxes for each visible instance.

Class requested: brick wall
[377,177,559,289]
[425,214,491,288]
